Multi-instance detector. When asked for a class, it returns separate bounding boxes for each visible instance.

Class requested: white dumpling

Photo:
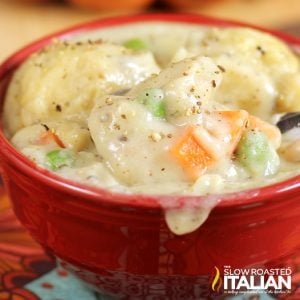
[185,27,300,119]
[88,96,187,186]
[88,57,224,187]
[4,40,160,135]
[128,56,223,126]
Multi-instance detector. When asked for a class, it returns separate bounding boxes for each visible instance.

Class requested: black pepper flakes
[211,80,216,88]
[55,104,62,112]
[113,124,121,130]
[41,123,49,131]
[191,106,201,114]
[256,45,266,55]
[119,136,128,142]
[217,65,226,72]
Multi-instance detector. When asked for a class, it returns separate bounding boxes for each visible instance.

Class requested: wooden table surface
[0,0,300,62]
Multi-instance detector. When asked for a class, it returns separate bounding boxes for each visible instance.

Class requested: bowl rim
[0,12,300,210]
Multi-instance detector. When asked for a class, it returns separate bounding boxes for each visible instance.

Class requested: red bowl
[0,13,300,299]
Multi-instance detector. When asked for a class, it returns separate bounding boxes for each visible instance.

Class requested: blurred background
[0,0,300,62]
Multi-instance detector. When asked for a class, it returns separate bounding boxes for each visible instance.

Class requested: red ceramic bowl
[0,14,300,299]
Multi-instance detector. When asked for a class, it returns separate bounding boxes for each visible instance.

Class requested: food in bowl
[0,15,300,299]
[3,21,300,234]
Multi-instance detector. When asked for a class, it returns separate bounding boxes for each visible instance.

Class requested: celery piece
[236,129,279,176]
[46,149,74,171]
[123,38,147,51]
[137,88,166,118]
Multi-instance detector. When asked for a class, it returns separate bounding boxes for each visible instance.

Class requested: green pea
[123,38,147,51]
[137,88,166,118]
[236,129,279,176]
[46,149,74,171]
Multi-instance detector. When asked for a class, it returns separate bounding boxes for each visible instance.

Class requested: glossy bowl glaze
[0,14,300,299]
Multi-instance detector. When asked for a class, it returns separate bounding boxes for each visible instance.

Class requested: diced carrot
[37,130,65,148]
[211,110,249,155]
[169,111,280,180]
[247,115,281,149]
[170,127,215,180]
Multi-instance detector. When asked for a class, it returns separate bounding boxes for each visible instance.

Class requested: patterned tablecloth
[0,186,299,300]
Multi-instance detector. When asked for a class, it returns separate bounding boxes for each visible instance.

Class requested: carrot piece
[211,110,249,155]
[247,115,281,149]
[170,127,215,180]
[37,130,65,148]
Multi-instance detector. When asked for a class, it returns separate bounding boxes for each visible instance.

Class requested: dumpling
[4,40,160,136]
[185,27,300,119]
